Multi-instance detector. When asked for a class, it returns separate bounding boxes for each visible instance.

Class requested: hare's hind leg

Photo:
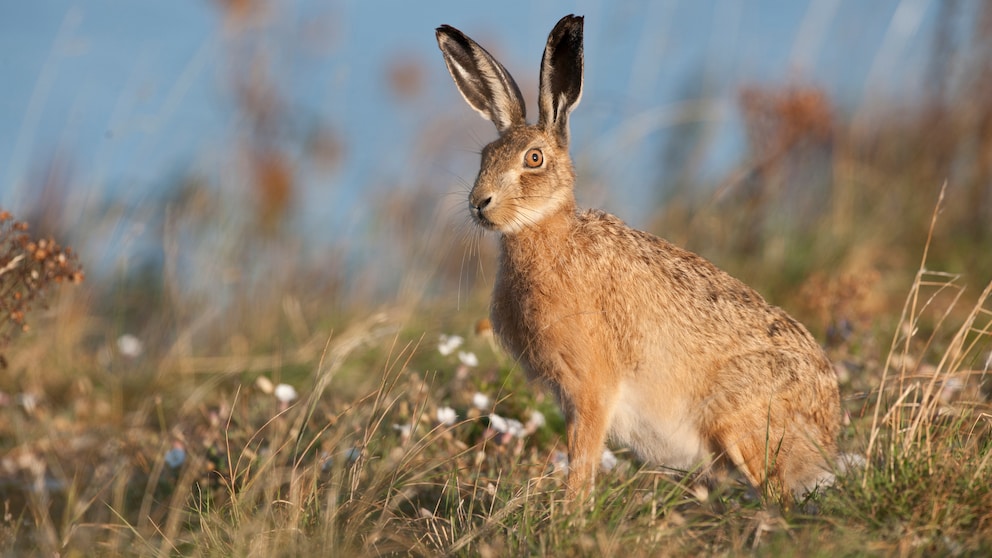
[707,351,838,502]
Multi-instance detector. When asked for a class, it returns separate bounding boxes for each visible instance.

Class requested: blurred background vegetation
[3,0,989,337]
[1,0,991,554]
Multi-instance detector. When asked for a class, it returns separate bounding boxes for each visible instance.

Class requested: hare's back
[573,209,827,358]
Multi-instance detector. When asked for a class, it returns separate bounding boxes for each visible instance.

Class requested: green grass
[4,9,992,550]
[1,225,990,557]
[3,144,992,555]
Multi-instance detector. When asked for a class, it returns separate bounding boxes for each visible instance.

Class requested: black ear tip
[549,14,584,46]
[557,14,584,32]
[436,24,470,49]
[436,24,455,40]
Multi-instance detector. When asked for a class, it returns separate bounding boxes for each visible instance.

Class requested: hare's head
[437,15,584,234]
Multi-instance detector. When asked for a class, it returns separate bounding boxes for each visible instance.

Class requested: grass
[1,189,990,556]
[3,4,992,554]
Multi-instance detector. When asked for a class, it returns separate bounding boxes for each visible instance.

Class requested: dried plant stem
[864,182,946,482]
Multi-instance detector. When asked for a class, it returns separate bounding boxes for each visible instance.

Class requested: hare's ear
[538,15,584,145]
[436,24,526,134]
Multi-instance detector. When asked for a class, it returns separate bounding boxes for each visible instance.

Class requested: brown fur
[437,15,840,502]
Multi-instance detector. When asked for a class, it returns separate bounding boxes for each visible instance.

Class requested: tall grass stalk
[866,183,992,487]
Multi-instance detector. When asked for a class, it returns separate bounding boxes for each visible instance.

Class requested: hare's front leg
[560,380,618,500]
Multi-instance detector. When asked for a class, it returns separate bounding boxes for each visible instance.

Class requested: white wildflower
[472,392,491,410]
[600,448,618,471]
[489,414,525,437]
[457,351,479,367]
[506,418,525,437]
[392,423,412,439]
[488,413,509,433]
[526,409,546,430]
[438,334,463,356]
[117,334,144,358]
[274,383,298,404]
[436,406,458,426]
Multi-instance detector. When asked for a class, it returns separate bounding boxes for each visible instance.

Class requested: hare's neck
[499,208,576,265]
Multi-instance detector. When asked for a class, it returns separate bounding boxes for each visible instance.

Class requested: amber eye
[524,148,544,168]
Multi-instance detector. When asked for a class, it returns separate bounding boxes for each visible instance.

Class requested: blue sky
[0,0,945,242]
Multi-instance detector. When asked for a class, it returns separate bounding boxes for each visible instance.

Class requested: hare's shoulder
[574,209,673,257]
[573,209,795,320]
[574,209,736,283]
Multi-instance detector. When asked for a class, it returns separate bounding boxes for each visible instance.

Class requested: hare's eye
[524,148,544,168]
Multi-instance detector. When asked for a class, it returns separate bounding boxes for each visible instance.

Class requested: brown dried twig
[0,209,84,364]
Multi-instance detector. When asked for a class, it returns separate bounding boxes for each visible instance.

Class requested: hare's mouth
[469,201,499,231]
[470,210,498,231]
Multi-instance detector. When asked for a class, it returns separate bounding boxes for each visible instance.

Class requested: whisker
[441,190,471,202]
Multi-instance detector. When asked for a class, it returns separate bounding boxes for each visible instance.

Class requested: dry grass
[3,5,992,556]
[1,192,990,556]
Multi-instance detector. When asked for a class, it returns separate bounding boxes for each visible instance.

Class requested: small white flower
[392,423,412,437]
[274,383,298,404]
[600,448,618,471]
[506,418,525,437]
[457,351,479,367]
[438,334,464,356]
[472,392,491,410]
[436,406,458,426]
[117,334,144,358]
[488,413,508,433]
[526,409,546,430]
[489,414,525,437]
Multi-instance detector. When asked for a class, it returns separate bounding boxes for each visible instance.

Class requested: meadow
[2,3,992,557]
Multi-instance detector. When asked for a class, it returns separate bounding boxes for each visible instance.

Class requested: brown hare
[436,14,841,502]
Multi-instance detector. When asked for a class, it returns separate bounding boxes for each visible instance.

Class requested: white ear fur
[538,15,584,145]
[437,25,526,134]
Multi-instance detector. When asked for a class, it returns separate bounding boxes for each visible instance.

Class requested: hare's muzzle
[469,194,494,228]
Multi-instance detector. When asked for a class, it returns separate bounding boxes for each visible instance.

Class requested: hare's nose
[471,196,492,213]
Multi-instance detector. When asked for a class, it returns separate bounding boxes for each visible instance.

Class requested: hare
[436,14,840,501]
